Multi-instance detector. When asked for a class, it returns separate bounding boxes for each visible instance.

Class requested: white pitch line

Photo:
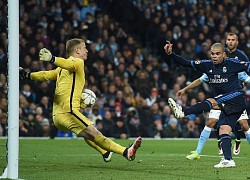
[17,153,250,159]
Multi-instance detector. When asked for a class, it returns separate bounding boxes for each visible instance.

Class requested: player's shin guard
[195,126,211,154]
[245,129,250,144]
[220,134,232,160]
[94,134,126,155]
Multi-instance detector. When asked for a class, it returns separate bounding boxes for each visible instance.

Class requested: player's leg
[168,98,216,119]
[214,112,240,168]
[69,110,142,161]
[84,139,113,162]
[238,110,250,144]
[186,110,220,160]
[53,113,113,161]
[216,128,223,155]
[196,118,218,154]
[233,123,242,155]
[214,125,235,168]
[233,111,250,155]
[81,125,141,161]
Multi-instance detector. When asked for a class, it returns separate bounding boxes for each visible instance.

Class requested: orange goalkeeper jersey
[31,56,85,114]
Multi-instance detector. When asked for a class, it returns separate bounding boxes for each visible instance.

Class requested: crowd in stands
[0,0,249,138]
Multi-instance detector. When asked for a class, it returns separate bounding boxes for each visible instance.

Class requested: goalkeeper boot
[233,139,241,155]
[168,98,184,118]
[214,158,235,168]
[126,136,142,161]
[103,152,113,162]
[186,151,200,160]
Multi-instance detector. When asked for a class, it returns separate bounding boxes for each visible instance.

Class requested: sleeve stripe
[247,64,250,73]
[237,49,249,62]
[191,61,197,71]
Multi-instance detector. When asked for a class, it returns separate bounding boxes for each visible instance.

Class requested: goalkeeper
[19,38,141,162]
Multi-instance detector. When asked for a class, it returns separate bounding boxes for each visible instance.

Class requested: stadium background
[0,0,249,139]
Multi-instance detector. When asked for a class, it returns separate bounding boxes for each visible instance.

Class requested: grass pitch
[0,138,250,180]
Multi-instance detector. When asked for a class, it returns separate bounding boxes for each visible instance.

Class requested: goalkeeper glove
[39,48,55,63]
[19,67,31,80]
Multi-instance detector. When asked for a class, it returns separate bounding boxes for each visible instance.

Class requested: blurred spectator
[95,119,105,134]
[161,105,171,126]
[113,116,129,139]
[88,105,102,126]
[127,113,144,137]
[0,113,7,136]
[182,119,200,138]
[165,116,181,138]
[134,70,149,98]
[102,110,114,137]
[146,87,159,107]
[114,102,123,117]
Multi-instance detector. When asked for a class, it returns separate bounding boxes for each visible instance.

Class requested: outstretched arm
[19,67,59,81]
[176,78,202,98]
[164,41,193,67]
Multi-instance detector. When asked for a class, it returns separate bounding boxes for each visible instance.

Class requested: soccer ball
[81,89,96,108]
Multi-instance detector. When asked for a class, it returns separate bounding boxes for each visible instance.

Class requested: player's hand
[164,41,173,55]
[39,48,55,62]
[19,67,31,80]
[176,89,185,98]
[80,102,87,109]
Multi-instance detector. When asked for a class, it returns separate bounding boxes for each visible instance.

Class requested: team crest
[223,67,227,73]
[71,59,76,62]
[195,60,201,64]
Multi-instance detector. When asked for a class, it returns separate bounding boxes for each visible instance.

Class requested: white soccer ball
[81,89,96,108]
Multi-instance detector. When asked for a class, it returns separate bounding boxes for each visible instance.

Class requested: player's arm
[176,78,202,98]
[164,41,194,68]
[30,68,60,81]
[230,60,250,74]
[237,49,249,62]
[39,48,82,72]
[238,72,250,83]
[19,67,59,81]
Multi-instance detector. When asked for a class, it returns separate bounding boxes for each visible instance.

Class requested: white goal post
[0,0,20,179]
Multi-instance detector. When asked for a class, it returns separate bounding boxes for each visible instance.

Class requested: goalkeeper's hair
[66,38,85,55]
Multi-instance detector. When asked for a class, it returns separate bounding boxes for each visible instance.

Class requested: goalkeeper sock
[195,126,211,154]
[94,135,126,155]
[84,139,107,155]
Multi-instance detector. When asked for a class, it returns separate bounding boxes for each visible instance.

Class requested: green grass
[0,138,250,180]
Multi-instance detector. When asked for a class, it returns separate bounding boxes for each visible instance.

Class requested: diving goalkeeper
[19,38,141,162]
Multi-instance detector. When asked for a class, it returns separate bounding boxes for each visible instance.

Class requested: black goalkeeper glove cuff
[19,67,31,80]
[50,56,56,63]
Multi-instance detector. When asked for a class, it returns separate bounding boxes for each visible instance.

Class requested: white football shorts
[208,109,248,122]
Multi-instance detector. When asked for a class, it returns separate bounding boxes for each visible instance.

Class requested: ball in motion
[81,89,96,108]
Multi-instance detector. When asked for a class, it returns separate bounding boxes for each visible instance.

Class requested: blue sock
[183,100,212,116]
[245,130,250,144]
[195,126,211,154]
[220,134,232,160]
